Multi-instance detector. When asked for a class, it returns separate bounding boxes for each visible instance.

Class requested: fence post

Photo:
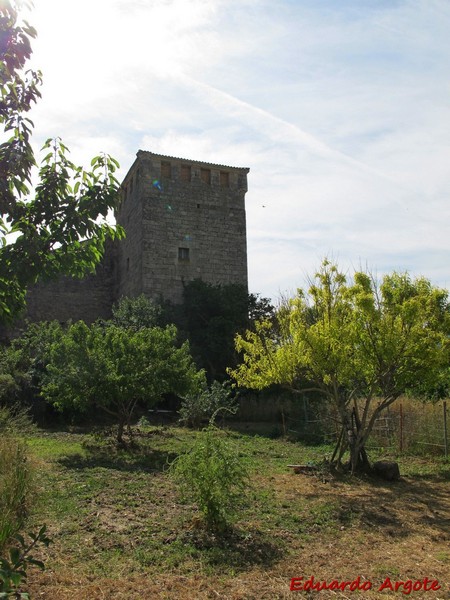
[281,407,287,437]
[444,401,448,460]
[399,402,403,453]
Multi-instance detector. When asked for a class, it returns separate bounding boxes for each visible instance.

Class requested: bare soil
[25,431,450,599]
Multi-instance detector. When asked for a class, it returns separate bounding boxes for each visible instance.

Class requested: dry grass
[0,435,33,550]
[367,397,448,456]
[24,429,450,599]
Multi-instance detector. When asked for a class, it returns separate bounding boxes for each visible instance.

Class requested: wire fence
[365,399,448,457]
[236,393,449,458]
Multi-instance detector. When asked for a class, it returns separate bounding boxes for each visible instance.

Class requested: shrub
[179,381,238,429]
[0,405,35,437]
[169,425,249,532]
[0,321,62,408]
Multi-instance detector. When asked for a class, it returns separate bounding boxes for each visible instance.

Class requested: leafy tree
[230,260,450,473]
[0,320,62,406]
[42,321,204,444]
[0,0,123,322]
[177,280,274,381]
[110,294,163,330]
[179,380,238,429]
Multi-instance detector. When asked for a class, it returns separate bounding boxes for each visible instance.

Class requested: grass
[0,435,33,551]
[22,426,450,599]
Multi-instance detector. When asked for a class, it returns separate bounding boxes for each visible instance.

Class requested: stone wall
[123,151,248,304]
[115,158,143,300]
[24,246,117,324]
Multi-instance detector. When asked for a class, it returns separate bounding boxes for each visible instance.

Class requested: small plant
[137,415,151,428]
[170,425,249,532]
[0,525,51,599]
[179,381,238,429]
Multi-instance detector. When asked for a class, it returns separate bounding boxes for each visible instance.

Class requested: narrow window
[200,168,211,184]
[161,161,171,178]
[181,165,191,182]
[126,257,130,271]
[178,247,190,261]
[220,171,229,187]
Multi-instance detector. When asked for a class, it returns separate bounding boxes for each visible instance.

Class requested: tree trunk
[117,417,125,446]
[331,407,371,474]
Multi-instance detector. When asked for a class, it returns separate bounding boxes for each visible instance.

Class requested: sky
[25,0,450,301]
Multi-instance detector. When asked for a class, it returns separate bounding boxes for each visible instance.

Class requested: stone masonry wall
[115,158,143,300]
[24,245,117,324]
[130,151,248,304]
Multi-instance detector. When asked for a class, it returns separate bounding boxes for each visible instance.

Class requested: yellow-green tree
[230,261,450,472]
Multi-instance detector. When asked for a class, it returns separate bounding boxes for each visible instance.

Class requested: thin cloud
[23,0,450,299]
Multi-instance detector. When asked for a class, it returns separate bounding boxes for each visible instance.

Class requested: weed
[169,425,250,532]
[0,525,51,599]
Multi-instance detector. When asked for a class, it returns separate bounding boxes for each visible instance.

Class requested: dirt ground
[27,464,449,599]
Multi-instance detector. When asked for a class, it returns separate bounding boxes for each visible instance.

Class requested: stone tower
[116,150,249,304]
[19,150,249,325]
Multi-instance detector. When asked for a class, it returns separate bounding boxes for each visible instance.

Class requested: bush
[179,381,238,429]
[0,405,35,437]
[0,321,62,409]
[169,425,249,532]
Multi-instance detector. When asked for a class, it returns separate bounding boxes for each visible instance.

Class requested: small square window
[181,165,191,182]
[161,161,171,178]
[178,247,190,261]
[220,171,229,187]
[200,168,211,184]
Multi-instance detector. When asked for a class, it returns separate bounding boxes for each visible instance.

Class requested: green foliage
[42,321,205,443]
[0,525,51,599]
[176,280,274,381]
[0,1,124,322]
[179,380,238,429]
[230,260,450,472]
[0,321,62,407]
[170,426,250,532]
[111,295,163,330]
[0,405,34,436]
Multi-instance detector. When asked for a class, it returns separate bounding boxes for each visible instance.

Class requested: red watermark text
[290,576,441,595]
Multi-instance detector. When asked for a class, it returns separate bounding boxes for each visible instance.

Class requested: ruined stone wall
[24,245,117,324]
